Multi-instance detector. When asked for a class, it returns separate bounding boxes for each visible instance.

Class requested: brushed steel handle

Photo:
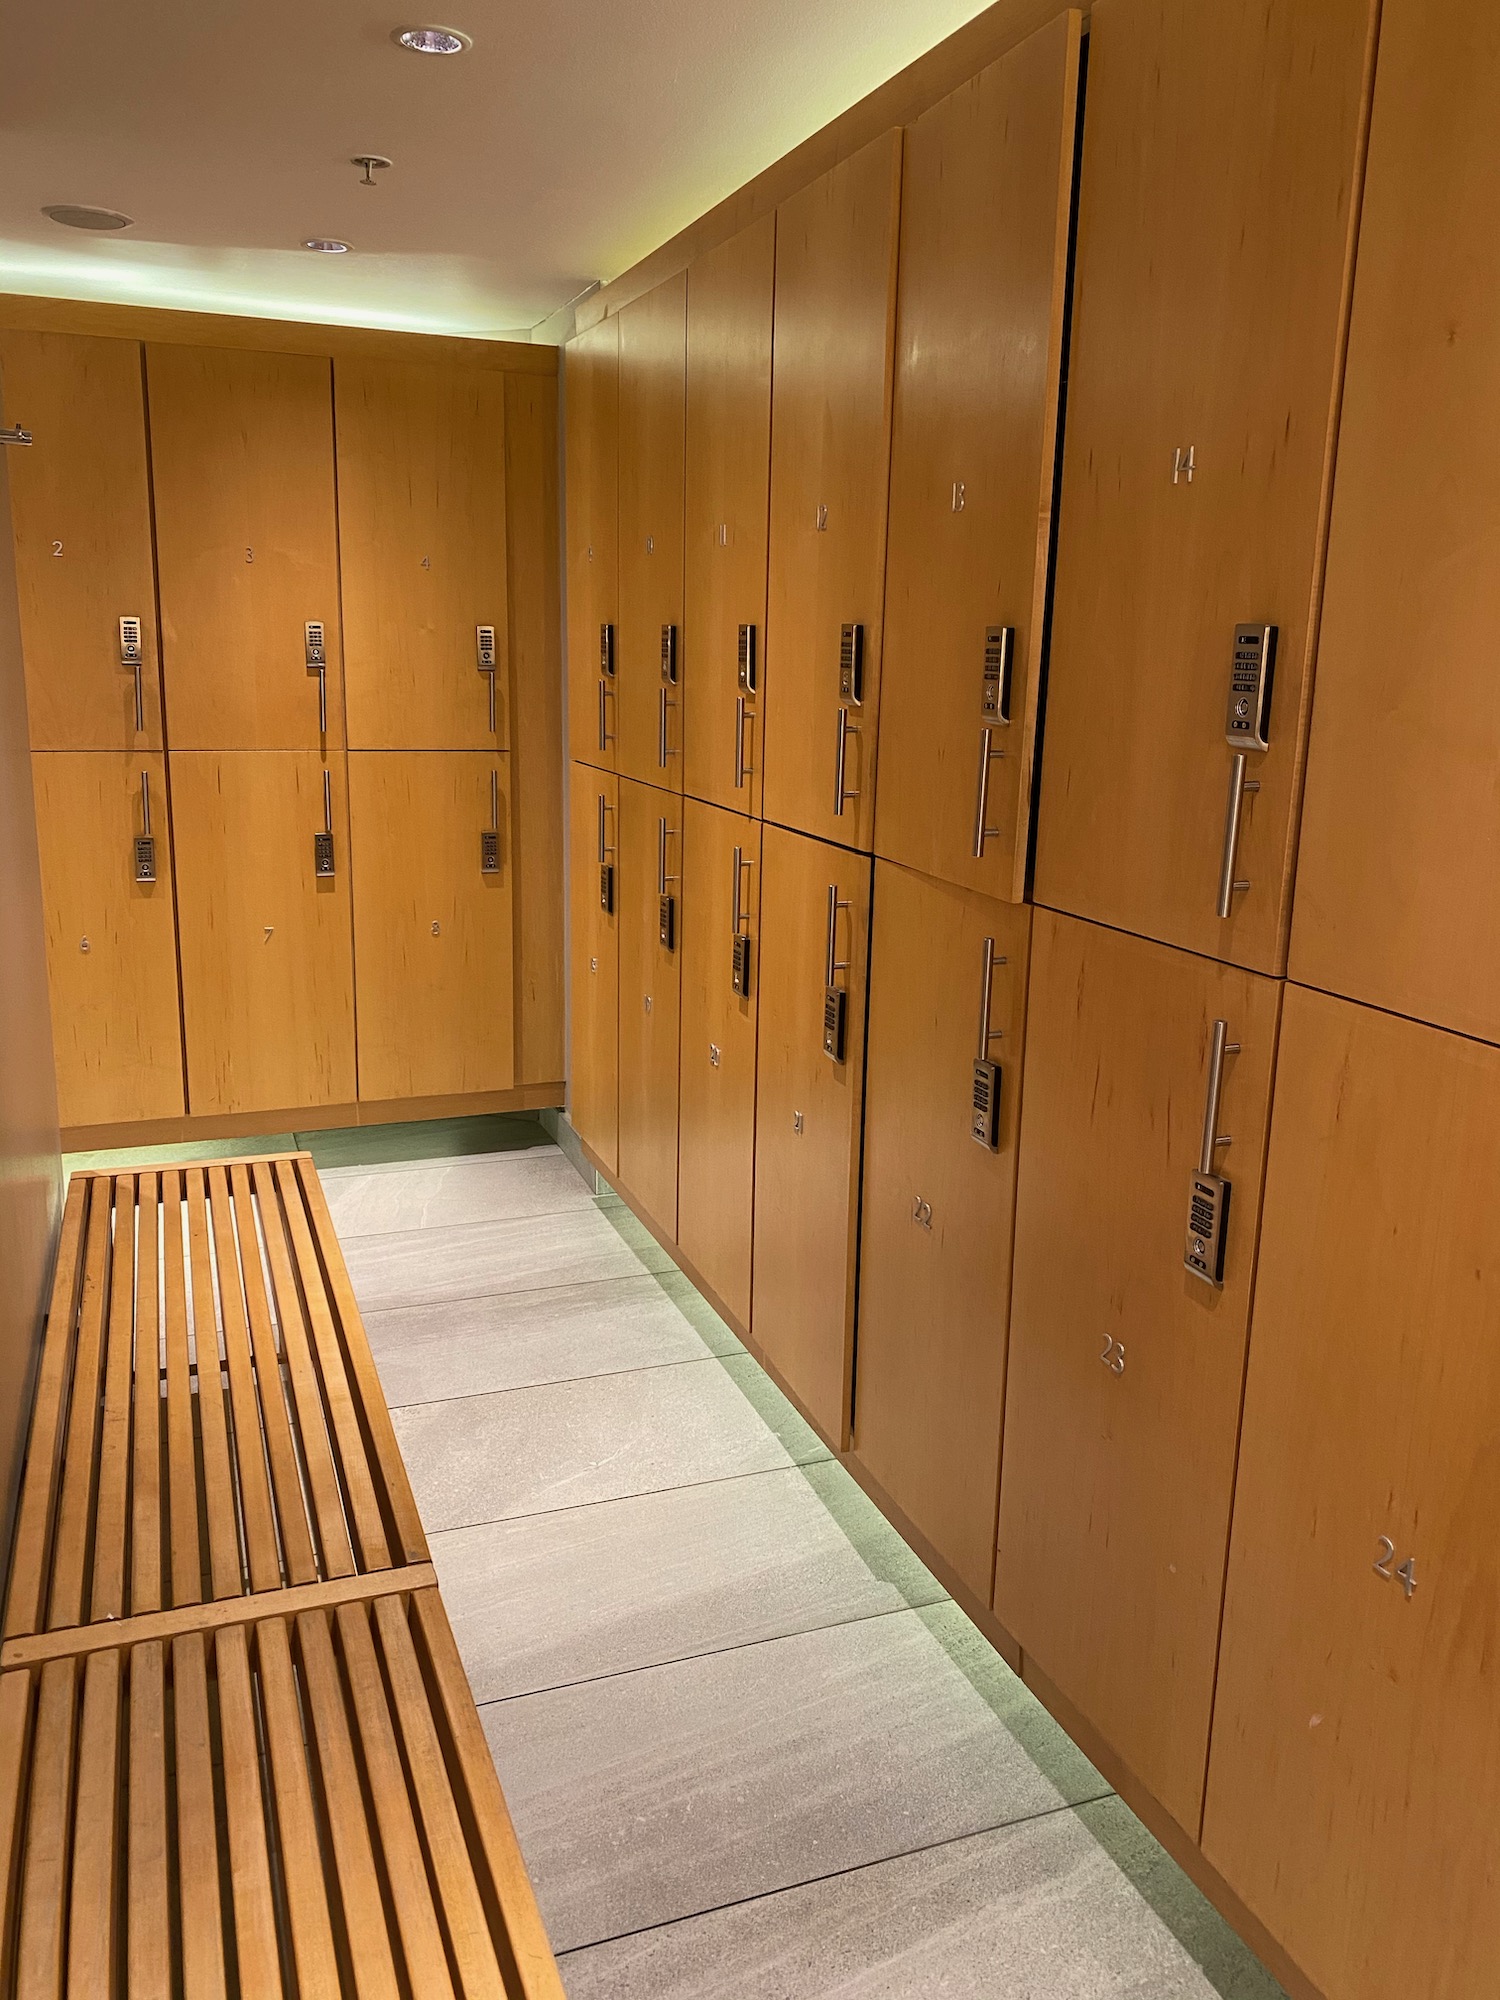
[971,727,1004,857]
[1216,752,1261,918]
[826,882,838,985]
[658,687,678,768]
[834,706,861,817]
[323,767,333,837]
[732,844,743,936]
[735,695,748,790]
[1198,1018,1241,1173]
[140,768,152,837]
[976,935,1007,1060]
[485,668,496,733]
[597,792,615,863]
[658,816,667,894]
[491,768,500,833]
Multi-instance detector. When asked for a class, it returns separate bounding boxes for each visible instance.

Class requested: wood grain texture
[683,216,774,815]
[29,751,184,1126]
[0,330,163,749]
[616,776,682,1237]
[616,276,686,790]
[336,355,509,750]
[567,763,620,1173]
[564,316,619,772]
[1203,986,1500,2000]
[763,130,902,850]
[875,13,1081,902]
[854,864,1032,1605]
[995,910,1282,1832]
[147,345,344,751]
[1032,0,1380,972]
[61,1080,561,1152]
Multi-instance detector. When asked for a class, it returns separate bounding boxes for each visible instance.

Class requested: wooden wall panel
[567,764,619,1173]
[564,318,619,773]
[617,278,686,792]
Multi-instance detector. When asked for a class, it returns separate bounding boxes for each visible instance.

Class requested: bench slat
[130,1176,163,1614]
[172,1631,229,2000]
[127,1640,171,2000]
[217,1623,287,1998]
[15,1657,75,1996]
[90,1180,136,1623]
[258,1616,343,1999]
[161,1171,205,1609]
[194,1170,268,1595]
[67,1649,121,1996]
[46,1192,111,1630]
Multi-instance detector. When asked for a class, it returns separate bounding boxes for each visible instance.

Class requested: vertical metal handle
[317,663,327,736]
[598,793,607,864]
[140,768,152,837]
[826,882,839,985]
[834,707,860,817]
[976,936,995,1059]
[658,816,667,895]
[971,728,1004,857]
[732,844,743,936]
[1216,753,1262,918]
[486,668,496,734]
[735,695,747,791]
[323,767,333,837]
[598,679,611,751]
[491,768,500,833]
[1198,1019,1240,1173]
[657,686,678,768]
[134,660,145,733]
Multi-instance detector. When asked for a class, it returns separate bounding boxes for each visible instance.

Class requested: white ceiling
[0,0,998,342]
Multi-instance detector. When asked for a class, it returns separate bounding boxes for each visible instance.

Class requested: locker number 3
[1374,1537,1417,1599]
[1099,1335,1126,1376]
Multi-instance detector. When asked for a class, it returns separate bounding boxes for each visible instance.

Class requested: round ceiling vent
[42,203,134,232]
[393,25,471,53]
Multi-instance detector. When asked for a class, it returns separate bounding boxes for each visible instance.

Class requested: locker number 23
[1099,1336,1126,1376]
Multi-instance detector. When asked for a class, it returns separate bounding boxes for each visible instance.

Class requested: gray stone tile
[559,1798,1273,1999]
[390,1358,805,1533]
[717,1351,834,1465]
[482,1608,1108,1953]
[433,1466,919,1703]
[368,1276,719,1407]
[341,1205,652,1313]
[321,1148,594,1236]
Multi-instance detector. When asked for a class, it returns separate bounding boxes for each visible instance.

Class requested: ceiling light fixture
[303,238,351,254]
[43,203,134,231]
[393,25,471,53]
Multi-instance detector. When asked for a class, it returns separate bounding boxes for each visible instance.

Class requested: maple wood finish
[617,276,687,790]
[171,751,356,1114]
[996,911,1282,1834]
[684,216,774,815]
[1205,988,1500,2000]
[147,345,344,751]
[751,825,871,1446]
[1032,0,1380,971]
[349,753,515,1100]
[337,357,509,751]
[854,865,1031,1605]
[677,799,761,1326]
[564,315,620,772]
[617,777,683,1235]
[567,765,620,1174]
[0,331,163,750]
[876,15,1081,902]
[764,131,902,850]
[30,752,184,1127]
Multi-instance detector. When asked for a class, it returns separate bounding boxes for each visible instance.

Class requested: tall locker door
[684,217,773,816]
[171,751,355,1114]
[617,777,682,1236]
[564,319,619,772]
[148,347,343,751]
[853,865,1030,1604]
[348,752,515,1099]
[876,13,1082,901]
[764,131,901,851]
[677,798,760,1326]
[0,332,163,749]
[30,752,183,1126]
[336,358,509,751]
[751,824,871,1446]
[567,764,619,1173]
[1031,0,1379,972]
[995,911,1280,1833]
[1291,5,1500,1044]
[1203,987,1500,2000]
[617,277,686,792]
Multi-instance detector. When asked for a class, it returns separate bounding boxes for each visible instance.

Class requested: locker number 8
[1373,1537,1417,1598]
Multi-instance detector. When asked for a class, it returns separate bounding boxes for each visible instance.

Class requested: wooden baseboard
[63,1081,565,1152]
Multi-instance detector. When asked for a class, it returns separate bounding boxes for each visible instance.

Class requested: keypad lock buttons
[982,626,1014,723]
[971,1059,1001,1149]
[1225,623,1277,750]
[839,623,864,705]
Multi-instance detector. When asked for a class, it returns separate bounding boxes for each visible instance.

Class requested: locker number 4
[1374,1538,1417,1599]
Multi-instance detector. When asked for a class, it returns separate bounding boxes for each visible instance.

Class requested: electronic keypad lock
[982,626,1014,723]
[120,616,145,731]
[1184,1019,1238,1287]
[600,863,615,913]
[839,623,864,705]
[732,933,752,998]
[134,770,157,884]
[481,769,501,874]
[971,1059,1001,1149]
[1225,623,1276,751]
[737,624,757,695]
[660,623,678,685]
[600,622,616,679]
[822,985,847,1062]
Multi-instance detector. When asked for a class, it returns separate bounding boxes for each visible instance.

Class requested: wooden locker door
[0,332,163,750]
[750,824,871,1447]
[171,751,356,1115]
[148,347,343,751]
[1031,0,1379,972]
[854,864,1031,1605]
[567,763,619,1174]
[336,358,509,751]
[1203,987,1500,2000]
[30,752,183,1126]
[617,277,686,792]
[564,319,619,772]
[876,14,1082,903]
[348,751,515,1100]
[1291,4,1500,1044]
[616,776,682,1236]
[677,798,760,1327]
[995,910,1281,1833]
[764,130,901,851]
[684,217,773,816]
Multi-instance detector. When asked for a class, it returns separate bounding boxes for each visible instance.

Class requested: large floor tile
[321,1148,594,1237]
[342,1205,657,1313]
[481,1608,1107,1953]
[391,1358,810,1532]
[558,1797,1282,1999]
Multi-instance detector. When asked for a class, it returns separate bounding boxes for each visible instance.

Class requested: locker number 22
[1374,1538,1417,1599]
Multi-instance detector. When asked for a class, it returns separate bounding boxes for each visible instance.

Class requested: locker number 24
[1374,1538,1417,1599]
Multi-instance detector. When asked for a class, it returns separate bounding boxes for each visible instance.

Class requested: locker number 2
[1374,1538,1418,1599]
[51,539,63,557]
[1099,1335,1126,1376]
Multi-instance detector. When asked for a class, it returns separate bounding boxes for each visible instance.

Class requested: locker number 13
[1374,1537,1417,1599]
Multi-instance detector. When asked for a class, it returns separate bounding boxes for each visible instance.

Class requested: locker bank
[0,2,1493,1995]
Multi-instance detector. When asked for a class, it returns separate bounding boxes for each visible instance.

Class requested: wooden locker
[564,318,620,772]
[0,331,163,750]
[677,798,760,1326]
[1203,986,1500,2000]
[876,14,1082,903]
[684,217,774,816]
[171,751,355,1114]
[750,824,871,1447]
[336,357,509,751]
[1031,0,1379,972]
[567,763,619,1174]
[1291,3,1500,1044]
[617,776,682,1235]
[617,277,686,792]
[30,752,183,1127]
[148,347,343,752]
[348,751,515,1100]
[853,864,1031,1604]
[995,910,1281,1833]
[763,130,901,851]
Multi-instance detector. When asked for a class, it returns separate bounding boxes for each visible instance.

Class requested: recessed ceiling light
[43,203,133,231]
[393,25,471,53]
[303,238,351,254]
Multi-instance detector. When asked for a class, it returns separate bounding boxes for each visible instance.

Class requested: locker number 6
[1099,1335,1126,1376]
[1373,1537,1418,1599]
